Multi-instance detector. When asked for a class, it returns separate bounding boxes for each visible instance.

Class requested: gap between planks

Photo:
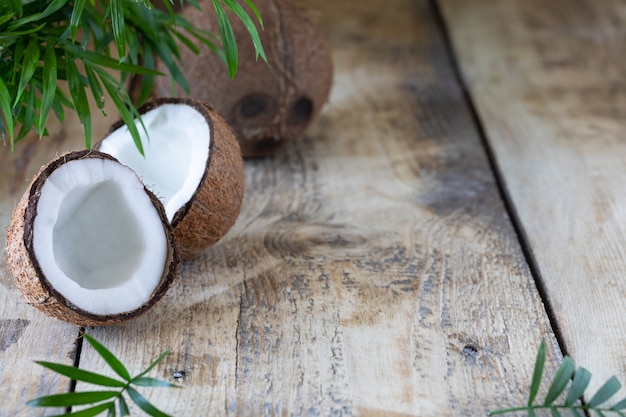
[430,0,569,359]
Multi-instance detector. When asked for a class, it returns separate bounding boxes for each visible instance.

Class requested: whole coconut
[151,0,333,157]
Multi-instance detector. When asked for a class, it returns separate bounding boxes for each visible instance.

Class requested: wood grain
[72,0,560,416]
[439,0,626,400]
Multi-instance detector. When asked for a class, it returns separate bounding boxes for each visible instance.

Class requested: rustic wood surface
[439,0,626,400]
[2,0,608,415]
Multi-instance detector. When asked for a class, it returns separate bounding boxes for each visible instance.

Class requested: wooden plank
[439,0,626,399]
[72,1,561,416]
[0,103,116,414]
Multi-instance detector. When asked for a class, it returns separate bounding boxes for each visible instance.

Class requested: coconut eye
[239,94,268,118]
[289,96,313,126]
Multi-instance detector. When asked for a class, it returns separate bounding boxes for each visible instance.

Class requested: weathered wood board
[440,0,626,399]
[0,0,568,415]
[78,0,559,415]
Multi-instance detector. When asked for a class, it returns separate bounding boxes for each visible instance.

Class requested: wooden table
[2,0,626,415]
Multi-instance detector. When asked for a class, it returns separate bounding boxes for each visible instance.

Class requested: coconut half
[98,98,245,260]
[6,150,179,326]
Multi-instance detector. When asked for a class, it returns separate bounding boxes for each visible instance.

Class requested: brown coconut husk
[147,0,333,157]
[101,98,246,260]
[6,150,180,326]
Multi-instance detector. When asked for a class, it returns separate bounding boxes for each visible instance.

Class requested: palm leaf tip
[528,341,546,406]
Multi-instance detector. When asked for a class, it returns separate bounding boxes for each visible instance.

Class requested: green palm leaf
[544,357,575,405]
[136,351,171,379]
[243,0,263,28]
[27,391,119,407]
[55,402,116,417]
[118,395,130,416]
[127,386,172,417]
[62,43,163,75]
[109,0,126,59]
[16,83,37,140]
[65,57,92,148]
[212,0,238,79]
[221,0,266,62]
[70,0,87,39]
[0,14,14,25]
[98,70,146,155]
[588,376,622,408]
[132,377,180,388]
[9,0,68,27]
[14,37,39,107]
[84,64,106,112]
[83,334,131,382]
[36,361,126,388]
[528,341,546,406]
[38,42,57,136]
[0,77,15,149]
[570,408,583,417]
[565,367,591,406]
[8,0,22,16]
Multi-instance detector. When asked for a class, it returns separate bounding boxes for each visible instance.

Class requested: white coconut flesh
[99,103,211,221]
[32,158,168,315]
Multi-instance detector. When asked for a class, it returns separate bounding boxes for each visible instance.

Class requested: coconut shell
[101,98,246,260]
[148,0,333,157]
[6,150,179,326]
